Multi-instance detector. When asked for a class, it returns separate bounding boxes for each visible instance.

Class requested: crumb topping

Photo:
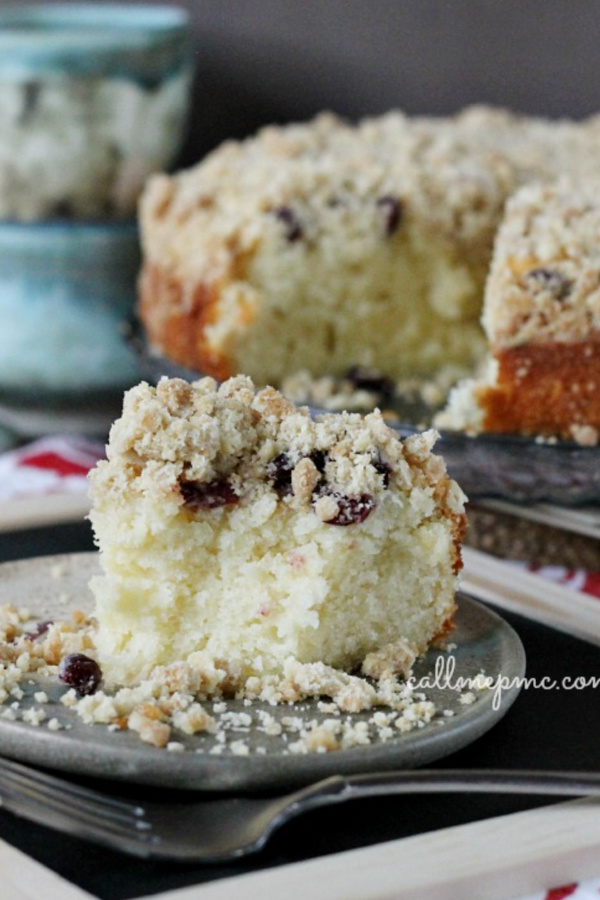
[141,106,600,282]
[91,375,465,520]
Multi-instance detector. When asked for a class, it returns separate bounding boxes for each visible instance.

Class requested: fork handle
[341,768,600,800]
[278,768,600,838]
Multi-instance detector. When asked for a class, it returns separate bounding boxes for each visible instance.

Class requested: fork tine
[0,756,143,814]
[0,769,159,857]
[0,757,151,833]
[0,782,147,841]
[0,774,152,835]
[0,782,160,859]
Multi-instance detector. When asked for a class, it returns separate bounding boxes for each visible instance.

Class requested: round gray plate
[0,553,526,792]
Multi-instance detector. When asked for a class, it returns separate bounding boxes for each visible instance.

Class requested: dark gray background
[178,1,599,144]
[173,0,600,164]
[15,0,600,165]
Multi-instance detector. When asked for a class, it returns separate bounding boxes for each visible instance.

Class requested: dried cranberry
[180,478,239,510]
[273,206,303,242]
[25,620,53,640]
[266,453,294,496]
[58,653,102,696]
[309,450,328,473]
[345,365,395,397]
[376,195,403,236]
[525,268,572,301]
[267,451,328,498]
[322,493,376,526]
[373,458,392,487]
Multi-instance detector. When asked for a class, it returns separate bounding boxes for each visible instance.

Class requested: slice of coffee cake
[89,376,466,693]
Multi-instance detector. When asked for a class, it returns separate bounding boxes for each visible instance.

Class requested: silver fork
[2,755,600,862]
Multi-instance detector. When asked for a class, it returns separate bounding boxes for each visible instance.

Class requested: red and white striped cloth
[0,436,104,502]
[524,563,600,602]
[521,881,600,900]
[0,437,599,900]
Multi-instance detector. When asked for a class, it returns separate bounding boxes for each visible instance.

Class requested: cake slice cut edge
[436,178,600,446]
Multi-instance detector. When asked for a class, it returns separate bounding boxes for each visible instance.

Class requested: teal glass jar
[0,4,192,221]
[0,221,142,436]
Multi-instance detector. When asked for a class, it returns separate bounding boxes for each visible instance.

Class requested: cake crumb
[128,707,171,748]
[229,740,250,756]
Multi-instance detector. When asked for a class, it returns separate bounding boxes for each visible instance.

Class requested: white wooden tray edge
[143,796,600,900]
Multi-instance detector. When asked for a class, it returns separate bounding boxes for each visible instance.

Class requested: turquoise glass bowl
[0,4,190,79]
[0,4,192,221]
[0,221,142,436]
